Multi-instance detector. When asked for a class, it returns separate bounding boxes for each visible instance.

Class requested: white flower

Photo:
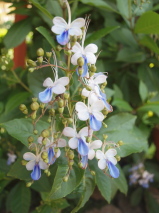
[88,140,102,160]
[51,0,85,45]
[39,77,69,103]
[7,153,17,165]
[75,100,104,131]
[23,152,48,180]
[96,149,119,178]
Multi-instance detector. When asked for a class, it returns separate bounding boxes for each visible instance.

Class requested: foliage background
[1,0,159,212]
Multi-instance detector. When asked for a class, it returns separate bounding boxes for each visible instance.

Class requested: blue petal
[39,88,53,103]
[76,56,88,77]
[107,161,119,178]
[78,138,89,156]
[48,147,56,165]
[31,164,41,180]
[81,155,88,169]
[56,30,69,45]
[89,114,102,131]
[99,91,112,112]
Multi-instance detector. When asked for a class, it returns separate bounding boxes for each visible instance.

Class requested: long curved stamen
[82,15,91,48]
[64,0,71,26]
[52,50,58,81]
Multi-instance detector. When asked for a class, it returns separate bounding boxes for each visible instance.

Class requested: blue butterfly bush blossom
[23,0,122,182]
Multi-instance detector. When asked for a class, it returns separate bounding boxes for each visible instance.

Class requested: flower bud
[47,171,51,176]
[70,35,77,43]
[58,99,64,107]
[81,95,86,100]
[19,104,26,111]
[64,92,70,99]
[41,129,50,138]
[31,111,36,120]
[147,111,153,117]
[49,108,55,116]
[54,133,58,139]
[116,155,121,161]
[63,176,69,182]
[103,123,107,128]
[78,162,83,168]
[48,117,52,123]
[42,138,47,145]
[67,118,73,124]
[91,171,96,176]
[41,151,48,160]
[58,107,64,114]
[89,71,94,77]
[86,136,91,143]
[85,85,92,91]
[43,158,49,163]
[78,67,83,75]
[102,82,107,87]
[62,119,67,125]
[69,160,74,166]
[37,48,44,56]
[40,103,45,109]
[0,127,5,133]
[54,147,59,153]
[56,45,62,51]
[28,68,35,72]
[37,56,43,64]
[28,136,34,143]
[26,182,33,187]
[46,52,52,58]
[33,129,38,135]
[77,57,84,66]
[90,65,97,72]
[102,109,108,115]
[103,134,108,140]
[32,98,38,102]
[22,109,28,115]
[68,150,74,160]
[30,102,39,111]
[21,160,27,166]
[44,169,49,174]
[64,50,72,56]
[117,140,124,146]
[26,59,36,67]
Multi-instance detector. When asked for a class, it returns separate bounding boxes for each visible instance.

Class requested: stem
[36,64,75,72]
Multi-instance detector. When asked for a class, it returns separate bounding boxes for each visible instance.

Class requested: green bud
[31,111,36,120]
[85,85,92,91]
[41,151,48,159]
[117,140,124,146]
[21,160,27,166]
[28,68,35,72]
[26,182,33,187]
[32,98,38,102]
[54,133,58,139]
[81,95,86,100]
[77,57,84,66]
[58,107,64,114]
[67,118,73,124]
[102,109,108,115]
[54,147,59,153]
[40,103,45,109]
[41,130,50,138]
[78,67,83,75]
[56,45,62,51]
[64,50,72,56]
[64,92,70,99]
[37,56,43,64]
[68,151,74,160]
[49,108,55,116]
[48,117,52,123]
[19,104,26,111]
[90,64,97,72]
[47,171,51,176]
[86,137,91,143]
[42,138,47,145]
[70,35,77,42]
[58,99,64,107]
[69,160,74,166]
[90,171,96,176]
[46,52,52,58]
[44,169,49,174]
[43,158,49,163]
[63,176,69,182]
[116,155,121,161]
[102,82,107,87]
[89,71,94,77]
[0,127,5,133]
[103,134,108,140]
[62,119,67,125]
[103,123,108,128]
[37,48,44,56]
[28,136,34,143]
[22,109,28,115]
[78,162,83,168]
[30,102,39,111]
[27,59,36,67]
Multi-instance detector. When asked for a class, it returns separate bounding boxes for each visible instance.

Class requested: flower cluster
[23,0,122,183]
[129,163,154,188]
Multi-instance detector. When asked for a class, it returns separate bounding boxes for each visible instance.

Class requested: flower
[38,137,66,165]
[96,149,119,178]
[82,73,113,112]
[71,42,98,77]
[63,126,89,156]
[39,77,69,103]
[51,0,85,45]
[23,152,48,180]
[7,153,17,165]
[75,100,104,131]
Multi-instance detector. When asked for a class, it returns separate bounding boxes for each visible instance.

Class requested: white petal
[23,152,36,161]
[88,93,98,105]
[57,138,66,147]
[108,156,117,165]
[52,84,65,94]
[105,149,117,158]
[26,160,35,171]
[39,160,48,170]
[85,52,96,64]
[90,140,102,150]
[84,44,98,53]
[51,25,66,34]
[94,75,107,85]
[63,127,76,137]
[69,137,78,149]
[70,18,85,28]
[56,149,61,158]
[81,88,90,97]
[96,150,105,159]
[76,102,88,112]
[69,28,82,36]
[91,100,104,111]
[55,77,69,86]
[88,149,95,160]
[72,42,83,53]
[78,126,89,137]
[98,159,107,170]
[93,111,104,121]
[71,52,83,65]
[43,77,54,87]
[78,111,89,121]
[53,17,68,28]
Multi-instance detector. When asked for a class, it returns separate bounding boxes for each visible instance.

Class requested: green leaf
[85,26,120,45]
[5,92,30,114]
[6,182,31,213]
[80,0,117,12]
[130,188,143,206]
[4,18,32,49]
[113,84,123,99]
[3,118,50,147]
[71,172,95,213]
[36,26,56,49]
[137,101,159,116]
[97,113,148,157]
[135,11,159,34]
[117,0,131,19]
[139,80,148,102]
[112,99,133,111]
[145,191,159,213]
[116,48,146,63]
[49,163,85,200]
[29,0,53,19]
[140,36,159,55]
